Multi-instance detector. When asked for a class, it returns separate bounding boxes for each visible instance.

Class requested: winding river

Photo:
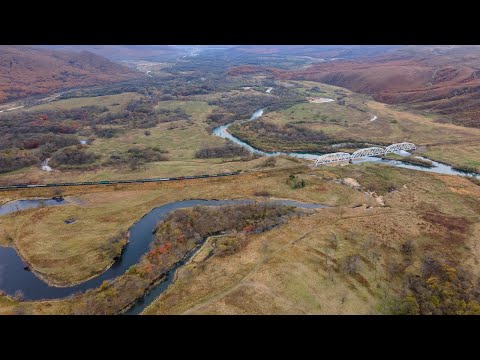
[0,104,478,313]
[0,199,327,306]
[213,108,480,179]
[213,110,319,161]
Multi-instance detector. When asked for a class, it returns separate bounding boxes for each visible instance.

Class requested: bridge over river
[315,142,416,166]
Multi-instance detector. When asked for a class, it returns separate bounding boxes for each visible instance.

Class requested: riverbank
[383,154,434,168]
[2,162,479,314]
[2,174,330,295]
[140,165,480,315]
[1,200,324,314]
[213,108,480,179]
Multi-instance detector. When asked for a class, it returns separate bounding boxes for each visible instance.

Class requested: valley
[0,45,479,315]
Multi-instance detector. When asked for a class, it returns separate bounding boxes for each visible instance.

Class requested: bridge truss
[385,142,416,154]
[314,152,351,166]
[315,142,416,166]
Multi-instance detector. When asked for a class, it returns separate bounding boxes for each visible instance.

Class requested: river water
[1,105,478,310]
[0,198,66,216]
[213,109,320,161]
[213,108,480,179]
[0,199,327,302]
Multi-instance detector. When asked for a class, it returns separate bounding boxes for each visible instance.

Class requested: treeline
[57,79,159,99]
[385,256,480,315]
[0,106,105,172]
[103,146,169,170]
[0,151,39,174]
[152,203,295,248]
[195,141,250,159]
[207,92,303,120]
[0,97,191,173]
[205,90,304,132]
[205,109,237,131]
[208,94,275,118]
[94,101,192,130]
[0,133,81,173]
[0,106,108,151]
[50,147,100,168]
[157,108,191,122]
[57,70,233,100]
[230,120,331,152]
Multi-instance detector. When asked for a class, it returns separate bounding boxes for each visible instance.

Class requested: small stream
[212,107,480,179]
[0,199,327,303]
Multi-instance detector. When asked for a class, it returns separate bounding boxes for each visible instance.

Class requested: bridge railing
[315,142,416,166]
[384,142,416,154]
[351,147,386,159]
[314,152,352,166]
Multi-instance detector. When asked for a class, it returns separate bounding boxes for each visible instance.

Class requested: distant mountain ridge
[0,46,140,103]
[33,45,184,61]
[223,45,405,59]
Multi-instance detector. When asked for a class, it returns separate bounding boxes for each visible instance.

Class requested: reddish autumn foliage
[146,242,172,262]
[139,263,154,276]
[244,225,255,233]
[23,139,42,149]
[158,242,172,254]
[0,46,139,104]
[177,233,185,243]
[273,52,480,128]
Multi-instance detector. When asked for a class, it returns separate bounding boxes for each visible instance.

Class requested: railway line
[0,171,241,191]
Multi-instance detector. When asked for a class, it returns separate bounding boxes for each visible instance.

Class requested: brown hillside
[32,45,182,61]
[252,46,480,128]
[0,46,140,103]
[279,58,477,98]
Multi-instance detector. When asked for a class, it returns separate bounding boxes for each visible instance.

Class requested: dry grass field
[143,166,480,314]
[1,162,479,314]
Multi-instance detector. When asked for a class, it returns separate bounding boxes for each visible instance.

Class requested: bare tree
[371,251,381,281]
[400,239,415,258]
[329,233,339,250]
[13,290,24,301]
[342,254,360,274]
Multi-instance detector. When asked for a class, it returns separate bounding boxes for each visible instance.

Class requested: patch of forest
[0,97,188,172]
[229,120,334,153]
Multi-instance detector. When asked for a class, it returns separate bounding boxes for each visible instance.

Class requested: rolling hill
[33,45,184,61]
[224,45,404,59]
[274,46,480,128]
[0,46,141,103]
[225,45,480,128]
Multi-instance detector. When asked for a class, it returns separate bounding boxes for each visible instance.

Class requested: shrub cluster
[195,142,250,159]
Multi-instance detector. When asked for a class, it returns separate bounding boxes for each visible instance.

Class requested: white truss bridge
[314,142,416,166]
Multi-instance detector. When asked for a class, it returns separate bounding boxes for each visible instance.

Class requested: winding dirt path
[181,231,314,314]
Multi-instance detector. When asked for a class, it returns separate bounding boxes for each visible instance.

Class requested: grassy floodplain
[1,163,479,314]
[228,81,480,172]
